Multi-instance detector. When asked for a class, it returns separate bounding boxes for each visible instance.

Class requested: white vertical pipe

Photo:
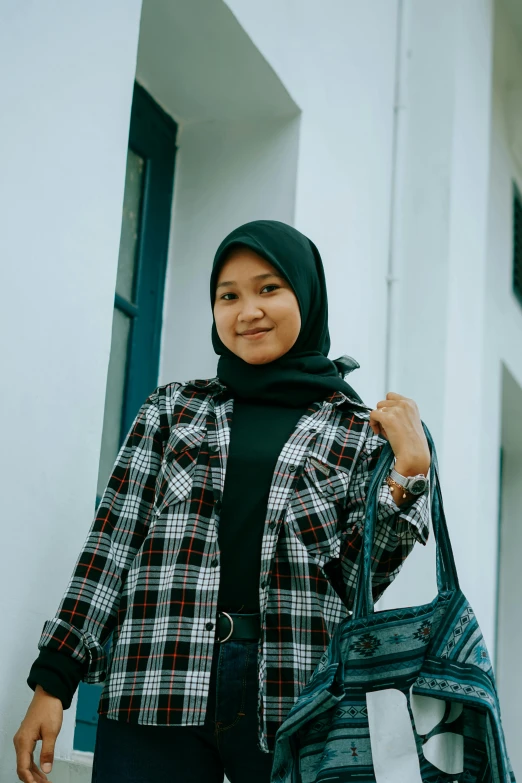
[384,0,411,395]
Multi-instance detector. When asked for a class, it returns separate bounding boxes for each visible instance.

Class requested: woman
[14,220,431,783]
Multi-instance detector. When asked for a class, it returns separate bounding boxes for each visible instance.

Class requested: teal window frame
[73,82,177,752]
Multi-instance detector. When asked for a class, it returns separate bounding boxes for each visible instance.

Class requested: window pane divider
[114,292,139,318]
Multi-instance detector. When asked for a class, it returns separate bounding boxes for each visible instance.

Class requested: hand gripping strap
[352,421,459,620]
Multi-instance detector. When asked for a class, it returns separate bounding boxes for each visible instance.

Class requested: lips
[239,328,272,340]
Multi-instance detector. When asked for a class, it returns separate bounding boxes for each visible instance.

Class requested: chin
[241,350,282,365]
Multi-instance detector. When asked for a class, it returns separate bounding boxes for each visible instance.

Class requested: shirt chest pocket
[288,456,351,561]
[154,425,207,513]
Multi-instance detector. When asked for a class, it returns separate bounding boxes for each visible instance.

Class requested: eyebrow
[215,272,284,290]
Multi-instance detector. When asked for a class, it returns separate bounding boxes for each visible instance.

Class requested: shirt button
[309,427,317,433]
[206,622,214,631]
[211,559,218,568]
[269,521,276,530]
[289,465,297,472]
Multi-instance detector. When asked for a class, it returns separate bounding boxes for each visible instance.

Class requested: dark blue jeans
[91,639,274,783]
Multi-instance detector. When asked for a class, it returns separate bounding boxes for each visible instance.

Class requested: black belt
[215,612,261,643]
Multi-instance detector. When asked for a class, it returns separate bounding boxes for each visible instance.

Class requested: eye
[261,284,280,294]
[220,292,237,301]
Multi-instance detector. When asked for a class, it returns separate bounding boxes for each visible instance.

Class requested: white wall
[224,0,401,404]
[0,0,143,776]
[380,0,498,639]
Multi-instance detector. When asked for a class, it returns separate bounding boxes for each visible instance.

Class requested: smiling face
[213,247,301,365]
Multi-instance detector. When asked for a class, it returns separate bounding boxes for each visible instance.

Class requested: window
[514,182,522,309]
[73,82,177,752]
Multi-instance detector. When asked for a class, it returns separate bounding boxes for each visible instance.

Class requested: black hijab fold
[210,220,365,408]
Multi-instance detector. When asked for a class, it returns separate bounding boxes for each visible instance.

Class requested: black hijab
[209,219,365,408]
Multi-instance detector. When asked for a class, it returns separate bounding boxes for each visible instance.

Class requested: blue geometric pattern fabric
[271,424,515,783]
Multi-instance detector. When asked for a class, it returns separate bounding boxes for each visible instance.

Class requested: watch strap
[389,466,410,488]
[389,466,429,495]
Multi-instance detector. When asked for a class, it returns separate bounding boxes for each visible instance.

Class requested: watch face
[411,478,427,495]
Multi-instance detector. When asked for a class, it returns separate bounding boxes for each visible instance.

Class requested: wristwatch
[386,463,429,497]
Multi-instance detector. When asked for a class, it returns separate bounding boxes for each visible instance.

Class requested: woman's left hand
[369,392,431,473]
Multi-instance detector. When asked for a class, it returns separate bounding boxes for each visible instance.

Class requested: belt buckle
[216,611,234,644]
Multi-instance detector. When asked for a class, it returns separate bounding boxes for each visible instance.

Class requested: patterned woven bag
[271,423,516,783]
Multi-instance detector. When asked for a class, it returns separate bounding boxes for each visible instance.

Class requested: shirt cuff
[37,617,109,684]
[379,469,430,545]
[27,649,86,709]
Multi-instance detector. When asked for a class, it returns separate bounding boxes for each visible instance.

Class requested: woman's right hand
[13,685,63,783]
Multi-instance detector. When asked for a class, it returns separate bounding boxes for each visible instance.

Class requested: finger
[16,748,39,783]
[369,416,388,439]
[14,736,37,782]
[371,409,390,422]
[369,410,385,432]
[17,771,39,783]
[376,400,400,410]
[30,760,48,782]
[39,729,57,778]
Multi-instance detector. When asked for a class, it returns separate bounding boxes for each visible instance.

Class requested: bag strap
[352,421,459,620]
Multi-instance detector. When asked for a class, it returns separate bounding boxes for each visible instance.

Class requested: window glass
[115,149,145,302]
[96,308,132,497]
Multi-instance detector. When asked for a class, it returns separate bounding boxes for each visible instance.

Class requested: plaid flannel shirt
[37,375,429,752]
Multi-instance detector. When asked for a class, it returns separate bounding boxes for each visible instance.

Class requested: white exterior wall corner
[0,1,143,777]
[224,0,401,403]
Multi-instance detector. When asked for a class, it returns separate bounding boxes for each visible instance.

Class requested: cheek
[280,304,301,345]
[291,309,301,337]
[213,308,232,342]
[214,307,246,355]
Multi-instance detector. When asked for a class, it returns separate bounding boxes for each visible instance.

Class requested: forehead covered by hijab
[210,220,331,357]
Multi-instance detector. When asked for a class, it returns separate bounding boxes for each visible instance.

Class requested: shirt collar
[185,377,227,394]
[327,356,373,412]
[326,389,373,412]
[185,376,372,412]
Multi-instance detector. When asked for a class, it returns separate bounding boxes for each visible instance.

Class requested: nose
[237,298,264,322]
